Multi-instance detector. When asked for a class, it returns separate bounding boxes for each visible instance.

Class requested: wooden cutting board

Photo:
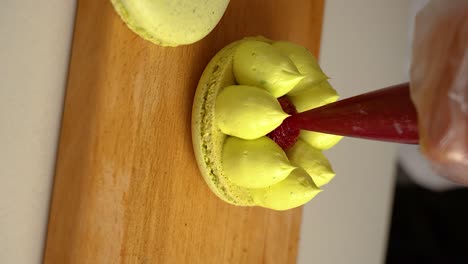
[43,0,324,263]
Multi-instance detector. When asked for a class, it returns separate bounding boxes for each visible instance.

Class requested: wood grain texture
[44,0,324,263]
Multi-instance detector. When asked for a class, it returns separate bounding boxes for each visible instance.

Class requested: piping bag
[285,82,419,144]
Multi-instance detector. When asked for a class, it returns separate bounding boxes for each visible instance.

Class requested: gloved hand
[410,0,468,184]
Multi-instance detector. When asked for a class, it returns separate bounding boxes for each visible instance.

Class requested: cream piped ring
[192,37,342,210]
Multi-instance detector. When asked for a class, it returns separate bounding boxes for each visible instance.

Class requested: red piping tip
[288,83,419,144]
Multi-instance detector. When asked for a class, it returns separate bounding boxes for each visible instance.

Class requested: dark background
[386,164,468,263]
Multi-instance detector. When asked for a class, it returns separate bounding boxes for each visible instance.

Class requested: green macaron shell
[111,0,230,46]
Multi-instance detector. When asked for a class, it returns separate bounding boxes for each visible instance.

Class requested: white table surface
[299,1,411,263]
[0,1,76,263]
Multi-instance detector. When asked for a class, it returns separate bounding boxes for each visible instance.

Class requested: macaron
[192,37,342,210]
[111,0,230,46]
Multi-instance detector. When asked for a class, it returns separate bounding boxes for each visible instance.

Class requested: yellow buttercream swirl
[216,85,289,140]
[233,40,306,97]
[252,168,321,211]
[222,136,296,188]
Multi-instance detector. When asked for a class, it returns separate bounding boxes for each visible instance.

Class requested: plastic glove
[410,0,468,184]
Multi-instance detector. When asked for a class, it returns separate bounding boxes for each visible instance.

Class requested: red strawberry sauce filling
[267,97,300,150]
